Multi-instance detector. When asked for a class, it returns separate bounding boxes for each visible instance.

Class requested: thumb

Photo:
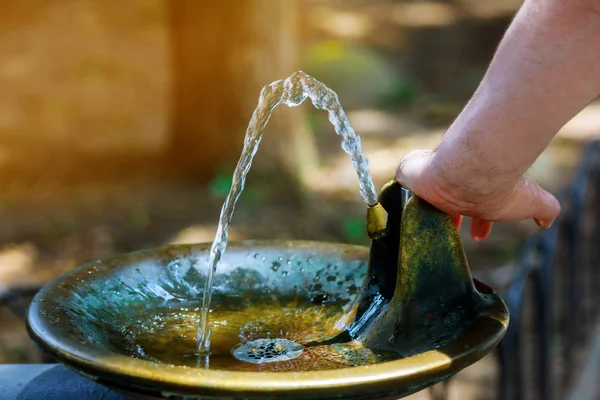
[396,149,463,231]
[394,149,435,194]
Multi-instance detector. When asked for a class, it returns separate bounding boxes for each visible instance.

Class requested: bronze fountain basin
[26,184,509,400]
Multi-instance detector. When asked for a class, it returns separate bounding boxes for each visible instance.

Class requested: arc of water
[197,71,378,355]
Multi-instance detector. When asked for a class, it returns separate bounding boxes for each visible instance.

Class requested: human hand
[395,149,561,241]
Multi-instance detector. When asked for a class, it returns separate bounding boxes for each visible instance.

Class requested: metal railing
[498,139,600,400]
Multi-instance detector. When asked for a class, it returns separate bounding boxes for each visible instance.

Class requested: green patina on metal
[26,183,509,400]
[397,195,477,314]
[360,182,501,357]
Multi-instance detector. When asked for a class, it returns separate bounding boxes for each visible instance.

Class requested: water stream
[196,71,378,355]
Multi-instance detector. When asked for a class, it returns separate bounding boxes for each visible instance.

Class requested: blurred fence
[497,139,600,400]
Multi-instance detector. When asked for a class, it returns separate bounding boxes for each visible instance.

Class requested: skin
[395,0,600,241]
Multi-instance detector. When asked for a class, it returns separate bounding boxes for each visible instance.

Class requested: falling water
[196,71,378,355]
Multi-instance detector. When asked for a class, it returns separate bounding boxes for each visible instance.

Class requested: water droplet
[346,285,359,295]
[271,261,281,271]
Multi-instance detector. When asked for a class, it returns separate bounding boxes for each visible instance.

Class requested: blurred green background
[0,1,596,397]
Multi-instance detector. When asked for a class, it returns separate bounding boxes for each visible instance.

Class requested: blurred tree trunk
[167,1,317,184]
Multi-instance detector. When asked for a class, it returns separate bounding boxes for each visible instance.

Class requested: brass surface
[27,240,508,400]
[26,182,508,400]
[366,202,388,240]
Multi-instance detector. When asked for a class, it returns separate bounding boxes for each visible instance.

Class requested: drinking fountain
[26,180,509,400]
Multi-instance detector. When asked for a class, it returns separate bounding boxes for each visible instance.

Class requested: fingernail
[534,218,553,229]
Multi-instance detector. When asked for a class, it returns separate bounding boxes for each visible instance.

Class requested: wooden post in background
[168,1,317,182]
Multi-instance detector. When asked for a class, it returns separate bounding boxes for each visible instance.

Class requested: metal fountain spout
[366,201,388,240]
[334,180,505,355]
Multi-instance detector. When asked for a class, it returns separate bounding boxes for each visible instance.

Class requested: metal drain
[232,338,304,364]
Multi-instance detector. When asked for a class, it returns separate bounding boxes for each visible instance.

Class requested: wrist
[429,81,533,207]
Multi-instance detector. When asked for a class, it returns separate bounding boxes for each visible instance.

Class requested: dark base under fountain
[26,181,508,400]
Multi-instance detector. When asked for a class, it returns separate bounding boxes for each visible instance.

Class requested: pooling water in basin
[56,245,407,372]
[106,300,402,372]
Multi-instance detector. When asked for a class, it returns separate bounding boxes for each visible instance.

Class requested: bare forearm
[433,0,600,202]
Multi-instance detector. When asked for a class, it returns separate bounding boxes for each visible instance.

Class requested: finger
[498,177,561,228]
[470,218,493,241]
[451,215,463,231]
[395,149,435,194]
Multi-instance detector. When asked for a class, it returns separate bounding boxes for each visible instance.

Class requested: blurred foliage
[417,96,464,125]
[208,166,264,210]
[343,216,366,244]
[208,169,233,199]
[129,206,150,232]
[303,40,407,110]
[306,112,326,136]
[377,79,417,111]
[44,214,77,238]
[240,187,264,210]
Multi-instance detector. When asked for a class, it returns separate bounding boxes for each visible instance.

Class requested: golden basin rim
[27,240,508,396]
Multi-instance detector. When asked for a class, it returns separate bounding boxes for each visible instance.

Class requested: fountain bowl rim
[26,240,509,399]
